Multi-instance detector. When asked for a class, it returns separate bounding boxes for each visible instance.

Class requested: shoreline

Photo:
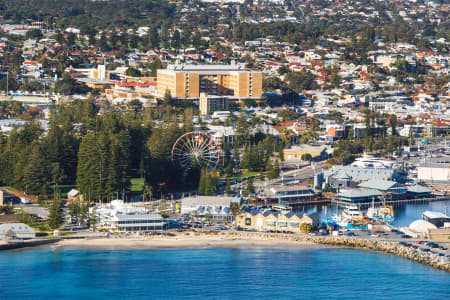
[57,232,324,249]
[55,232,450,271]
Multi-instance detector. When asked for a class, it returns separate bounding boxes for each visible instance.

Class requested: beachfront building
[156,63,263,99]
[235,210,320,233]
[95,200,166,232]
[181,196,241,221]
[0,223,36,240]
[260,185,316,205]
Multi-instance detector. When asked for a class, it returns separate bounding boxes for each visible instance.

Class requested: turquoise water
[1,247,449,299]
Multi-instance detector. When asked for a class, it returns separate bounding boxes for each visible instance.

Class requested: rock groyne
[225,232,450,271]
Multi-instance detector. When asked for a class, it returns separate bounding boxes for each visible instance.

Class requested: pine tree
[198,167,207,195]
[273,160,280,178]
[259,168,265,181]
[225,179,232,196]
[48,194,64,229]
[240,144,250,169]
[23,146,47,195]
[246,177,255,195]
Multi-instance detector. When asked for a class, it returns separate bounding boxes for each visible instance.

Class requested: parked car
[401,234,411,238]
[345,232,356,236]
[215,225,226,230]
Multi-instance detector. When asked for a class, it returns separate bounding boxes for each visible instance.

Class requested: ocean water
[0,247,449,299]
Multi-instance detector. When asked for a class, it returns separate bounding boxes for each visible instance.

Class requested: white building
[95,200,166,232]
[0,223,36,240]
[417,164,450,183]
[181,196,240,220]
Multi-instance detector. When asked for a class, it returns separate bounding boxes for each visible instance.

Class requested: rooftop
[358,179,399,191]
[339,189,382,198]
[423,211,450,219]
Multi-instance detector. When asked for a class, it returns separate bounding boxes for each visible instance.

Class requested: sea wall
[0,238,60,251]
[225,232,450,271]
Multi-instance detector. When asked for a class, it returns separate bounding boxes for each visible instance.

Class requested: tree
[300,223,312,233]
[285,71,318,93]
[230,202,241,223]
[48,195,64,229]
[23,146,47,195]
[125,67,142,77]
[301,153,313,162]
[225,179,232,196]
[389,115,397,136]
[159,199,169,218]
[272,160,280,178]
[0,204,14,214]
[25,29,43,40]
[54,75,91,95]
[245,177,255,195]
[171,30,181,49]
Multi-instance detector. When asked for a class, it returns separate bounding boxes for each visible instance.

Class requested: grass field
[130,178,145,192]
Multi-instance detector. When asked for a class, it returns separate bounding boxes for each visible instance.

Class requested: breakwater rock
[224,232,450,271]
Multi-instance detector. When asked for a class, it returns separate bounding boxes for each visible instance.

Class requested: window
[266,220,276,226]
[290,222,299,227]
[245,218,251,226]
[279,221,287,227]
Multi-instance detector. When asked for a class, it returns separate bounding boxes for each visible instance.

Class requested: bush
[300,223,312,233]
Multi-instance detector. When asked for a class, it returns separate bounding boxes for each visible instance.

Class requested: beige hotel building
[156,63,263,99]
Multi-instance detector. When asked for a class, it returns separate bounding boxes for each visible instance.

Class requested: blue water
[1,247,449,299]
[304,200,450,227]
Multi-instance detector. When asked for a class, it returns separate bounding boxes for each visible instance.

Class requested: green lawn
[225,172,258,180]
[130,178,145,192]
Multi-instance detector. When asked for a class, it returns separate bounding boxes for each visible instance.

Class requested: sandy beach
[57,232,324,249]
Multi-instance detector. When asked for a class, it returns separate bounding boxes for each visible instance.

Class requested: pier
[329,196,450,208]
[275,195,449,208]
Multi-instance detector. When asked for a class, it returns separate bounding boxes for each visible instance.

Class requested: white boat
[342,205,363,220]
[271,205,292,214]
[337,205,369,229]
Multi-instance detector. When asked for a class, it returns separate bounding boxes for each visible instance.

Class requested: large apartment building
[156,63,262,99]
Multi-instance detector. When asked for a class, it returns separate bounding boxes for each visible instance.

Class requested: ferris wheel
[171,132,220,169]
